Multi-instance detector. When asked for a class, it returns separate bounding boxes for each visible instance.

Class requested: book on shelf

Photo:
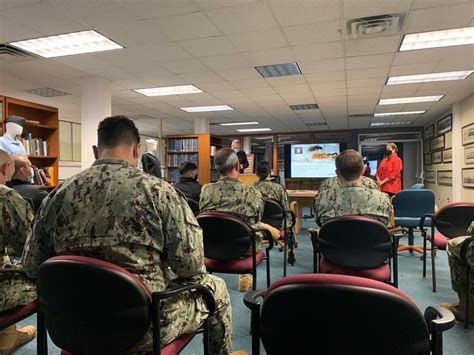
[168,138,198,151]
[20,133,49,157]
[168,153,198,167]
[33,166,53,186]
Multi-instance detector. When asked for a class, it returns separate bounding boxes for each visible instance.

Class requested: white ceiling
[0,0,473,136]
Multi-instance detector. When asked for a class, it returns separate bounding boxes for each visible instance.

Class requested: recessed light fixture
[9,30,123,58]
[289,103,319,111]
[387,70,473,85]
[255,63,302,78]
[181,105,233,113]
[25,87,71,97]
[374,111,425,117]
[400,27,474,51]
[254,136,274,140]
[378,95,444,105]
[219,121,259,126]
[134,85,203,97]
[371,121,413,126]
[236,128,272,132]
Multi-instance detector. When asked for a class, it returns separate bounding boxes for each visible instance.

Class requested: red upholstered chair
[244,274,455,355]
[312,215,398,287]
[197,211,273,289]
[36,256,216,355]
[420,202,474,292]
[262,198,296,277]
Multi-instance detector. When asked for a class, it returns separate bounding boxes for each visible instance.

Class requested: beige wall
[460,95,474,201]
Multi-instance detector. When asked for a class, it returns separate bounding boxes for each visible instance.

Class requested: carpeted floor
[14,210,474,354]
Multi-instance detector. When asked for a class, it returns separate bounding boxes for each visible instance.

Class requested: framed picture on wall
[437,114,452,134]
[425,124,435,139]
[437,170,452,186]
[432,151,442,164]
[442,148,452,163]
[430,135,445,151]
[462,168,474,188]
[465,145,474,165]
[424,153,432,165]
[462,123,474,146]
[425,171,436,183]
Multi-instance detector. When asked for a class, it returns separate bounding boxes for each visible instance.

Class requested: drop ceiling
[0,0,472,136]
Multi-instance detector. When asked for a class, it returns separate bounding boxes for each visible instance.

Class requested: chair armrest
[285,210,296,229]
[258,228,275,252]
[308,228,319,248]
[388,227,407,235]
[243,290,265,312]
[460,237,473,266]
[424,306,456,334]
[152,284,216,314]
[419,214,434,233]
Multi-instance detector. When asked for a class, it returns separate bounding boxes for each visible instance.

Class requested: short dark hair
[97,115,140,149]
[179,161,198,175]
[256,160,270,180]
[335,149,364,181]
[214,147,239,175]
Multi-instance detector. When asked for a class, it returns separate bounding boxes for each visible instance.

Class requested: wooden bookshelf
[166,134,222,184]
[1,96,59,187]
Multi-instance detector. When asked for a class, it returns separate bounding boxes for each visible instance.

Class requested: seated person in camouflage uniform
[21,116,239,354]
[314,149,392,226]
[0,149,36,354]
[441,221,474,323]
[253,160,291,230]
[319,173,379,192]
[200,148,280,291]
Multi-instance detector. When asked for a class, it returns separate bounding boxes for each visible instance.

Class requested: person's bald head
[231,140,241,150]
[11,154,33,182]
[0,149,14,184]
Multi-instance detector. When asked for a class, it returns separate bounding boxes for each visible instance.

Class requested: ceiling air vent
[25,87,71,98]
[305,122,327,127]
[290,103,319,111]
[0,44,38,63]
[347,14,404,39]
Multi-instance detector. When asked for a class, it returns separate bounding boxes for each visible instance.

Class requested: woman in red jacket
[375,143,403,196]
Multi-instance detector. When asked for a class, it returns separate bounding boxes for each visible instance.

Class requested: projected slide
[290,143,340,178]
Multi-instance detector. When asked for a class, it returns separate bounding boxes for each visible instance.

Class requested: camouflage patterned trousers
[447,236,474,316]
[0,272,36,312]
[131,274,232,354]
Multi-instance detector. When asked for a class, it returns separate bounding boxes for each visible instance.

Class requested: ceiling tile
[194,0,259,10]
[389,62,439,76]
[178,72,224,84]
[178,36,236,57]
[310,81,347,91]
[211,90,246,99]
[342,0,412,19]
[283,20,342,46]
[154,12,221,41]
[406,3,474,33]
[53,54,112,70]
[269,0,340,26]
[313,88,347,98]
[217,67,261,80]
[280,91,314,102]
[345,36,401,57]
[346,67,390,80]
[240,86,277,96]
[160,59,210,74]
[347,85,382,95]
[265,75,307,87]
[273,84,311,94]
[345,53,395,70]
[347,77,386,88]
[293,41,344,61]
[120,0,200,18]
[0,15,40,42]
[206,2,278,34]
[227,28,288,52]
[304,71,346,83]
[298,58,345,73]
[199,53,250,70]
[144,74,189,86]
[230,78,270,89]
[85,67,136,81]
[243,47,295,66]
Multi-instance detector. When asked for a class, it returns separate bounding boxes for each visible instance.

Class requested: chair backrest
[38,256,151,354]
[393,189,435,218]
[318,216,392,269]
[197,211,253,261]
[409,183,425,189]
[260,274,430,355]
[435,202,474,239]
[186,197,200,216]
[262,198,284,229]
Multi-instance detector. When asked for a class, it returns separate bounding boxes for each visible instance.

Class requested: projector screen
[285,143,341,178]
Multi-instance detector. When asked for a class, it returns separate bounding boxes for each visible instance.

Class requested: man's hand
[258,222,281,241]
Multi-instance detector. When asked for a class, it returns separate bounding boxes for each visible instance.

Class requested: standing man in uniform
[231,140,249,173]
[314,149,392,226]
[0,149,36,354]
[22,116,240,354]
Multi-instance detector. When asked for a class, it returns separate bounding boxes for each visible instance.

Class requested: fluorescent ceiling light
[254,136,273,140]
[374,111,425,117]
[181,105,233,112]
[255,63,302,78]
[371,121,413,127]
[220,121,259,126]
[9,30,122,58]
[379,95,444,105]
[236,128,272,132]
[135,85,203,97]
[387,71,473,85]
[400,27,474,51]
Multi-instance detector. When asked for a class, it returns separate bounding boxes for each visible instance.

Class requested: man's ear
[133,143,140,159]
[92,145,99,159]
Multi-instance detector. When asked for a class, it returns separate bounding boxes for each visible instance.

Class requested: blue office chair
[392,189,435,254]
[409,183,425,190]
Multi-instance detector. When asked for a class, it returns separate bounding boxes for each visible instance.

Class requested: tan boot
[0,325,36,354]
[238,274,253,292]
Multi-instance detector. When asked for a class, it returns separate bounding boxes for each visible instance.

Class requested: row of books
[168,138,198,151]
[168,153,198,167]
[20,133,49,157]
[33,166,52,186]
[168,169,181,183]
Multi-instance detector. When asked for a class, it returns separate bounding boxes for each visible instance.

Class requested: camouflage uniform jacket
[1,184,34,271]
[253,179,291,228]
[319,176,379,192]
[22,159,206,293]
[314,183,392,226]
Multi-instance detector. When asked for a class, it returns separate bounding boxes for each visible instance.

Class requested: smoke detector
[347,14,404,39]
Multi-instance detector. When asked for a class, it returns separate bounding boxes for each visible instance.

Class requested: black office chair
[37,255,215,355]
[262,198,296,276]
[312,215,398,287]
[197,211,273,289]
[186,197,200,216]
[244,274,455,355]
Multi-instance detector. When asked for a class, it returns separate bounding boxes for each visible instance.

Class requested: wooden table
[287,190,318,233]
